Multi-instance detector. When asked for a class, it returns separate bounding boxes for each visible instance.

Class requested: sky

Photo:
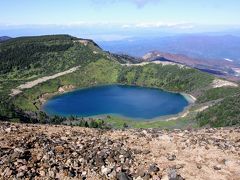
[0,0,240,40]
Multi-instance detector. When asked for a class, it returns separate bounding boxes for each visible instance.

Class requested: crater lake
[43,85,189,120]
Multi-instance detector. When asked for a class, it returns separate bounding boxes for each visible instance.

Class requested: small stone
[14,148,25,153]
[213,165,221,170]
[21,150,31,160]
[19,165,28,171]
[42,154,49,161]
[116,166,122,172]
[136,167,145,177]
[5,128,11,133]
[197,164,202,169]
[167,154,176,161]
[175,164,184,169]
[82,171,87,177]
[142,150,150,155]
[142,130,148,135]
[117,172,131,180]
[69,169,76,177]
[17,172,25,178]
[40,170,46,177]
[168,169,184,180]
[60,136,68,141]
[55,146,65,154]
[49,170,55,178]
[109,170,117,178]
[161,174,169,180]
[101,166,112,175]
[142,173,151,180]
[72,152,78,157]
[133,149,142,154]
[3,167,12,177]
[168,169,177,179]
[152,175,161,180]
[107,157,115,163]
[149,164,160,173]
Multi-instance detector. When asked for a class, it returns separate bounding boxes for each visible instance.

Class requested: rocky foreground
[0,123,239,180]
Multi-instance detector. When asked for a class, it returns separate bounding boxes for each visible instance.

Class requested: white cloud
[129,0,161,7]
[86,34,131,41]
[121,22,195,29]
[0,21,194,30]
[90,0,161,7]
[0,21,117,28]
[224,58,234,62]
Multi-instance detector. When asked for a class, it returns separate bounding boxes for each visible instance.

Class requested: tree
[123,122,128,129]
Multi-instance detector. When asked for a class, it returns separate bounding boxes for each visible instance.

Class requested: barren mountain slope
[0,122,239,180]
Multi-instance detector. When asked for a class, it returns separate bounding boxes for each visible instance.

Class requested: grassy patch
[105,112,199,129]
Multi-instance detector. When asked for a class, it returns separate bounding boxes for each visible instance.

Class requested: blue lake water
[43,85,189,120]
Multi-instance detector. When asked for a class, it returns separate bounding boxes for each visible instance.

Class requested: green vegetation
[0,35,105,80]
[104,115,198,129]
[23,111,109,129]
[118,64,213,93]
[194,86,240,127]
[0,35,111,120]
[0,34,239,129]
[197,93,240,127]
[12,59,122,111]
[12,59,214,113]
[73,119,109,129]
[0,80,24,119]
[197,87,240,103]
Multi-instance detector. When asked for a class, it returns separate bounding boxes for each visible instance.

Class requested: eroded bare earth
[10,66,80,96]
[0,123,239,180]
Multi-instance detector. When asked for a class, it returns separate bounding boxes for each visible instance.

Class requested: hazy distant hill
[142,51,240,80]
[99,34,240,63]
[0,36,11,42]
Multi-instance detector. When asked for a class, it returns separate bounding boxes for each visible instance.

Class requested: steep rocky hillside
[0,122,239,179]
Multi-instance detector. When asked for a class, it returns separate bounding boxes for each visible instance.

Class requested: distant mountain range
[99,34,240,63]
[99,34,240,81]
[0,36,11,42]
[142,51,240,81]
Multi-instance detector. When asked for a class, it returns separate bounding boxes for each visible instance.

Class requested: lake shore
[43,85,190,120]
[181,93,197,104]
[37,84,199,128]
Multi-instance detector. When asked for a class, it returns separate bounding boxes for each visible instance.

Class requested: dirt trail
[10,66,80,96]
